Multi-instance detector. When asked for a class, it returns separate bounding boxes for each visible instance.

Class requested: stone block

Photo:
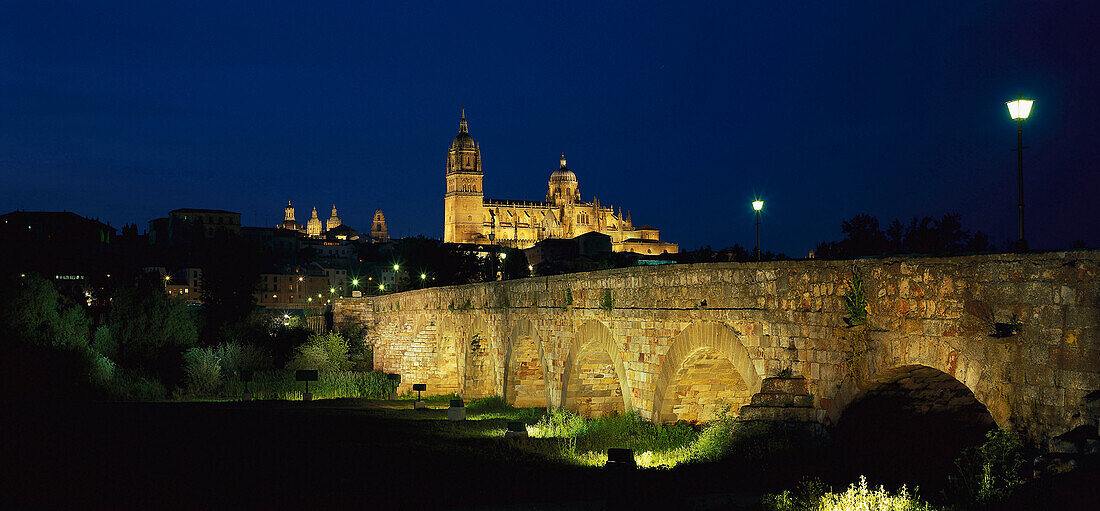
[760,377,809,395]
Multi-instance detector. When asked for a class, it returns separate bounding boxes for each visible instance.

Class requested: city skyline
[3,1,1098,255]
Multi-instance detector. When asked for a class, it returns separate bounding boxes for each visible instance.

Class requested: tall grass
[223,369,399,400]
[526,409,697,467]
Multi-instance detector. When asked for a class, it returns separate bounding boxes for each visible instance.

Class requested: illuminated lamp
[1006,94,1035,251]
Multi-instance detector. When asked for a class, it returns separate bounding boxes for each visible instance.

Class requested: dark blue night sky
[2,1,1097,256]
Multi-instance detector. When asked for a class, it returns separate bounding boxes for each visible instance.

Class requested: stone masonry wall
[333,251,1100,443]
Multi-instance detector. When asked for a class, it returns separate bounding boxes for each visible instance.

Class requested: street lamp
[1006,94,1034,252]
[752,200,764,261]
[351,278,358,286]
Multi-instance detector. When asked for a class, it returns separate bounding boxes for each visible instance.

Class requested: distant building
[370,210,388,241]
[524,231,613,266]
[441,111,678,255]
[325,205,341,232]
[1,210,115,244]
[148,208,241,248]
[305,206,323,237]
[273,201,381,241]
[0,210,117,280]
[277,201,302,231]
[255,266,333,309]
[169,209,241,240]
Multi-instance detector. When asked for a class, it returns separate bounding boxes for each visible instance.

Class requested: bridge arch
[827,337,1002,427]
[832,362,997,487]
[652,321,763,423]
[561,319,631,416]
[503,318,549,408]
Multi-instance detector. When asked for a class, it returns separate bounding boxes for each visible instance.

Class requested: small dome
[451,131,477,151]
[549,154,577,183]
[451,110,477,151]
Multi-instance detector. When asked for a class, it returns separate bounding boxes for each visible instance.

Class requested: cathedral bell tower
[443,109,484,243]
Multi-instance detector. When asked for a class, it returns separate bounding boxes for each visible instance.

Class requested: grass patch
[526,409,698,468]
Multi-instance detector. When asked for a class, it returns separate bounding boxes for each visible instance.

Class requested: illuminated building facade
[442,112,678,255]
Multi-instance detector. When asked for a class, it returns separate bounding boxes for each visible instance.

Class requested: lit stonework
[306,206,322,237]
[326,204,341,232]
[370,209,388,241]
[441,112,678,255]
[278,201,302,231]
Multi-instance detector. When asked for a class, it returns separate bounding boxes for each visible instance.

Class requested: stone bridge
[335,252,1100,443]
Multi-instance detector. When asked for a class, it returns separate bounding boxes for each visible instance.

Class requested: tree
[198,233,262,339]
[840,213,888,257]
[0,273,102,398]
[816,213,995,259]
[109,274,198,383]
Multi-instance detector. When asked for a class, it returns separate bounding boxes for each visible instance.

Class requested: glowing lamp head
[379,284,385,291]
[351,279,358,286]
[330,288,335,293]
[499,253,507,260]
[393,264,400,271]
[1006,98,1034,120]
[752,200,764,212]
[420,273,426,280]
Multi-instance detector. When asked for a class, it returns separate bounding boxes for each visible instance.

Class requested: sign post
[412,383,427,410]
[296,370,319,401]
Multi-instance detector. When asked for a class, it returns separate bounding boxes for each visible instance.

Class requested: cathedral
[442,112,678,255]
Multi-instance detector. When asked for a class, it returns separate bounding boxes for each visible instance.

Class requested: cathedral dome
[451,109,477,151]
[451,131,477,151]
[548,154,577,183]
[546,153,581,205]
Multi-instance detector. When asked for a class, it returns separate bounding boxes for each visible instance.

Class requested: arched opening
[561,320,630,417]
[660,348,753,423]
[651,321,762,424]
[833,365,996,488]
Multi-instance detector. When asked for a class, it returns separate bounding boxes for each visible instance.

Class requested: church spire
[459,107,468,133]
[560,152,567,168]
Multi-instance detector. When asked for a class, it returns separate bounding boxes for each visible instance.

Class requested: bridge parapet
[334,251,1100,443]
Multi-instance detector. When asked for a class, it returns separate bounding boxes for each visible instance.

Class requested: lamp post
[752,200,764,261]
[1006,95,1034,252]
[393,263,400,292]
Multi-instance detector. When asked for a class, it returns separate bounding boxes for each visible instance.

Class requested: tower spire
[560,152,566,168]
[459,107,468,133]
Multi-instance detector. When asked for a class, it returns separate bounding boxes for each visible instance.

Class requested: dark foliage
[109,273,199,386]
[196,233,263,340]
[816,213,994,259]
[673,244,788,263]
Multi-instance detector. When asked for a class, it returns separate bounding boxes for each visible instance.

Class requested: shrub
[599,289,613,312]
[104,369,168,401]
[214,341,273,373]
[764,476,936,511]
[844,270,868,326]
[287,332,350,372]
[183,346,223,398]
[945,428,1024,508]
[92,325,117,359]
